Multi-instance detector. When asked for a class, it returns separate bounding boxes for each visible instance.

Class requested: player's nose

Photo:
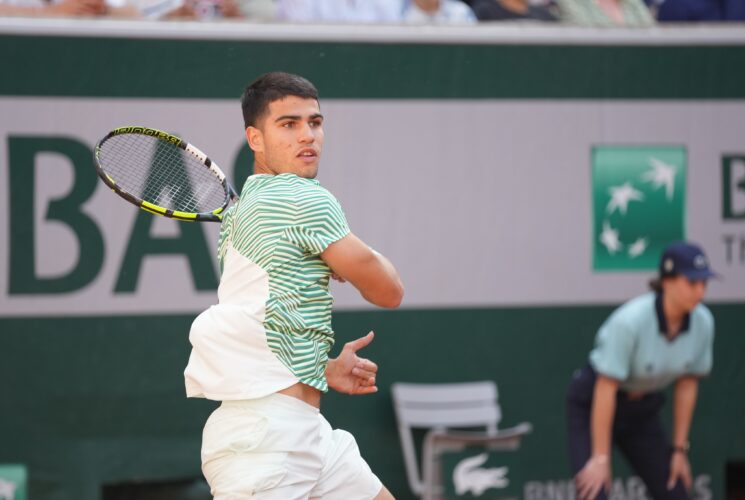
[297,122,315,143]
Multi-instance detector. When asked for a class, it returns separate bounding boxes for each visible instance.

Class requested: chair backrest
[391,381,502,496]
[392,381,501,430]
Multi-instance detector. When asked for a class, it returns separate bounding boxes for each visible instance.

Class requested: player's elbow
[372,282,404,309]
[384,294,403,309]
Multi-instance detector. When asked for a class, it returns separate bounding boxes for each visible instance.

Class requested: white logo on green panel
[0,465,26,500]
[453,453,509,496]
[592,146,686,271]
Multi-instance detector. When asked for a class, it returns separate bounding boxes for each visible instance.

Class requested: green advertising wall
[1,306,744,499]
[1,25,744,500]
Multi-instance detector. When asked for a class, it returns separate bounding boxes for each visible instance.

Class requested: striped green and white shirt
[184,173,350,400]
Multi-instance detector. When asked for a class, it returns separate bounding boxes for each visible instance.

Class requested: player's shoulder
[281,175,342,207]
[253,173,318,196]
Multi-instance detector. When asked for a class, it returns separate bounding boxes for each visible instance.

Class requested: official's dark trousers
[566,365,690,500]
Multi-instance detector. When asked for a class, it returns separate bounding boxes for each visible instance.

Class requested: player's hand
[575,455,611,500]
[667,451,692,491]
[326,331,378,396]
[330,272,346,283]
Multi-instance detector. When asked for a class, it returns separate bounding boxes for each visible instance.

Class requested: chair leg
[422,432,446,500]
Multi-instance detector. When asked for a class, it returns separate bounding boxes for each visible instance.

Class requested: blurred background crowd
[0,0,744,27]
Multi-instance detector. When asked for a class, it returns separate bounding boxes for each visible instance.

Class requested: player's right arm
[321,233,403,309]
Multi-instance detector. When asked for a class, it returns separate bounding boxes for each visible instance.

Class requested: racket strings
[99,134,227,214]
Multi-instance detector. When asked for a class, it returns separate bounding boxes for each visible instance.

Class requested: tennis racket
[94,126,238,222]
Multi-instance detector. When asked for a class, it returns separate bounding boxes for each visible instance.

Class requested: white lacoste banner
[1,97,744,316]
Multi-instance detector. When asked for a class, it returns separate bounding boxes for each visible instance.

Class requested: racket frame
[94,126,238,223]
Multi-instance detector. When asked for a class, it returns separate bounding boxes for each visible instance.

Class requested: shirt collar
[654,292,691,336]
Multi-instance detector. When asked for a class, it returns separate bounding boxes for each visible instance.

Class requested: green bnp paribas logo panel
[0,465,27,500]
[592,146,686,271]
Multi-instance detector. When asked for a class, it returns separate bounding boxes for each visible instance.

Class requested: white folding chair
[391,381,532,500]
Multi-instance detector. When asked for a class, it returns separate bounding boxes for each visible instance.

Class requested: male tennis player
[184,72,403,499]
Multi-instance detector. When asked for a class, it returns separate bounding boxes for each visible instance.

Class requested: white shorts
[201,393,383,499]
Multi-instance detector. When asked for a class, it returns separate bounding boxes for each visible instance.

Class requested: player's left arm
[668,376,698,491]
[325,332,379,395]
[321,233,403,308]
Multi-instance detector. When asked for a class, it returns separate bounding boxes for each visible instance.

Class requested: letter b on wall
[8,136,104,294]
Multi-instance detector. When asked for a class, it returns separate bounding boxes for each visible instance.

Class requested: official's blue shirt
[589,293,714,393]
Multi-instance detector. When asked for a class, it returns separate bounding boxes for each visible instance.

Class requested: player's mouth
[297,148,319,161]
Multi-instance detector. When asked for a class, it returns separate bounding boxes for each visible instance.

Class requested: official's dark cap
[659,242,718,280]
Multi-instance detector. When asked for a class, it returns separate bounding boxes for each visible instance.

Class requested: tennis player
[184,72,403,499]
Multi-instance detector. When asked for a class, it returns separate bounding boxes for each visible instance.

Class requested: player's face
[665,275,707,313]
[248,96,324,179]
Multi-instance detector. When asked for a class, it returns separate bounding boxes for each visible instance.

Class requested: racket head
[94,126,237,222]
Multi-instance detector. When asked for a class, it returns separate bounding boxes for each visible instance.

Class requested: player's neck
[253,158,277,176]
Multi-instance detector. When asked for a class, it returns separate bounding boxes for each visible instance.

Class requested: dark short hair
[241,72,319,129]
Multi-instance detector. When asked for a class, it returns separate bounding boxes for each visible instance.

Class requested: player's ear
[246,126,263,153]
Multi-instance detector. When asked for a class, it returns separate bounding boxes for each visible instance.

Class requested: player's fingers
[359,376,376,387]
[352,385,378,395]
[358,379,378,394]
[344,331,374,352]
[356,358,378,373]
[352,367,376,381]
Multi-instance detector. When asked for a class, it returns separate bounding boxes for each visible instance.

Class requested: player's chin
[295,162,319,179]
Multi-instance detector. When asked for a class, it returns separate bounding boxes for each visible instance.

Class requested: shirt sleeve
[589,316,636,381]
[286,187,350,256]
[216,204,237,274]
[688,307,715,376]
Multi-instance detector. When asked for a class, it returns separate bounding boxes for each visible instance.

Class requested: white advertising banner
[1,97,743,316]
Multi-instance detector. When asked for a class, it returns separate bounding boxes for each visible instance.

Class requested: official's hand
[667,451,692,491]
[326,332,378,395]
[575,455,611,500]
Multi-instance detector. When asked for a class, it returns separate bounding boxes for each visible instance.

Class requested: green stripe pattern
[217,173,350,391]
